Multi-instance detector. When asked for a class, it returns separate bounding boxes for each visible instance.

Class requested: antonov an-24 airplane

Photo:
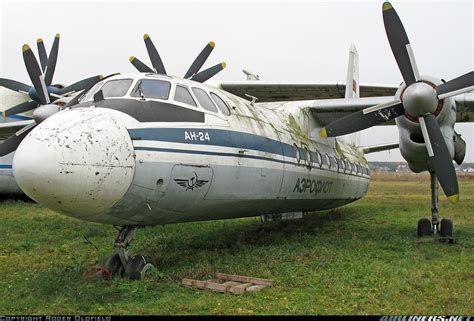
[0,2,473,279]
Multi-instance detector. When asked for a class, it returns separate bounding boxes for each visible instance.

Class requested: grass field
[0,174,473,315]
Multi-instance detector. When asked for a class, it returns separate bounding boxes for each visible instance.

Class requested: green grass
[0,178,473,315]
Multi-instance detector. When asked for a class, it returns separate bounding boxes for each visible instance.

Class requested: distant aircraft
[0,2,472,280]
[0,34,103,194]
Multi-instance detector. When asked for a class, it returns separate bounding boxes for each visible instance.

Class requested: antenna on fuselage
[243,69,260,80]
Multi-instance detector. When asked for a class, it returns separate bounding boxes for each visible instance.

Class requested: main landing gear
[103,226,157,280]
[417,172,455,243]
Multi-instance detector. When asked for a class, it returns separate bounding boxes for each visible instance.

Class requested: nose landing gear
[103,226,157,280]
[417,172,455,243]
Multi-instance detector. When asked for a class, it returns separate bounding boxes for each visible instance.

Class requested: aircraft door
[158,164,213,212]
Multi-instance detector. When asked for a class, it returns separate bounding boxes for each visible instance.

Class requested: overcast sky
[1,0,472,161]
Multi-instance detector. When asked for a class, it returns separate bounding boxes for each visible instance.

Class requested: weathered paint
[13,74,370,226]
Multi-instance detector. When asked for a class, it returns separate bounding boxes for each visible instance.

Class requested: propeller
[0,34,103,118]
[0,42,107,157]
[0,125,36,157]
[129,35,226,82]
[320,1,474,203]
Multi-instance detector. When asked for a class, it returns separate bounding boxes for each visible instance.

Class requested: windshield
[101,79,133,98]
[80,82,103,102]
[131,79,171,100]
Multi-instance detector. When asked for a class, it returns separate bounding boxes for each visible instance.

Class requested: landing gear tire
[104,254,124,278]
[439,218,454,238]
[417,218,432,237]
[123,255,157,280]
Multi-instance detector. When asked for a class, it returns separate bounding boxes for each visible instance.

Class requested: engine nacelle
[395,76,457,173]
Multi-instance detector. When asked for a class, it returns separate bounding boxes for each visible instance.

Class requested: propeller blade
[436,71,474,99]
[419,114,459,202]
[2,101,39,118]
[22,44,50,105]
[129,56,154,73]
[59,75,104,95]
[0,78,30,93]
[0,125,35,157]
[37,38,48,72]
[190,62,226,83]
[44,33,60,86]
[382,2,418,86]
[184,41,215,79]
[320,100,404,137]
[143,34,166,74]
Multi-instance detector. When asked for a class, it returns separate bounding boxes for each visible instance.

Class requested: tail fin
[343,43,361,146]
[345,43,359,99]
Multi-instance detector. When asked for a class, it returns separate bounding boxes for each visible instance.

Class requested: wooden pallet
[182,273,273,294]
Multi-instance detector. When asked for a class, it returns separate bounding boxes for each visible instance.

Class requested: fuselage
[12,73,370,226]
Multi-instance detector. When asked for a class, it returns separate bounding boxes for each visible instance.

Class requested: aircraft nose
[13,108,136,220]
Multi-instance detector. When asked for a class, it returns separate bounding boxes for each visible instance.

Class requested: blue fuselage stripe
[128,127,295,158]
[0,164,12,169]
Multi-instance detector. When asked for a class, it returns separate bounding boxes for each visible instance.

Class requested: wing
[212,81,398,102]
[212,81,474,124]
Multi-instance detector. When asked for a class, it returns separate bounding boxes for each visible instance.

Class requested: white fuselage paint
[13,74,370,226]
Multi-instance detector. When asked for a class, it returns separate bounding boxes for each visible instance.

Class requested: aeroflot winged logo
[174,172,209,191]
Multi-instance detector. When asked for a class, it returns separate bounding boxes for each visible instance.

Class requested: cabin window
[323,154,330,167]
[210,93,231,115]
[337,158,345,172]
[174,85,197,107]
[298,147,308,161]
[131,79,171,100]
[344,160,351,173]
[303,147,312,168]
[192,88,218,113]
[328,154,336,169]
[311,150,322,167]
[101,79,133,98]
[293,144,300,163]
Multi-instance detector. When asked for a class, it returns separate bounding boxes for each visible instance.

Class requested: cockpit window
[210,93,231,116]
[131,79,171,100]
[174,85,197,107]
[191,88,218,113]
[80,82,103,102]
[101,79,133,98]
